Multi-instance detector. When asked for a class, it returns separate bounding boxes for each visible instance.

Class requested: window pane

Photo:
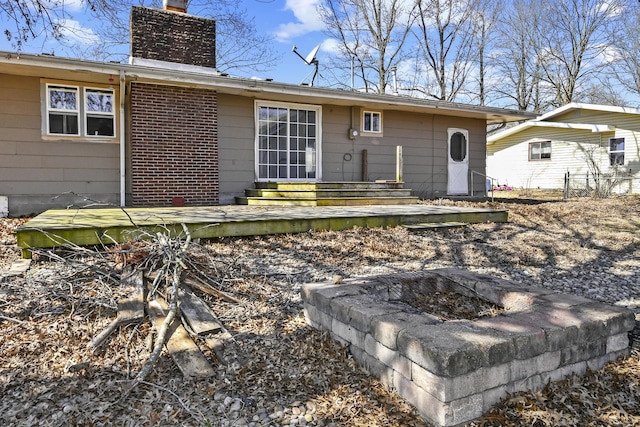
[86,90,113,113]
[610,138,625,152]
[364,112,371,131]
[87,116,114,136]
[610,153,625,166]
[49,88,77,110]
[450,132,467,162]
[372,114,380,132]
[49,113,78,134]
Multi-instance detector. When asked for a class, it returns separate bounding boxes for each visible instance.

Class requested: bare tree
[412,0,478,102]
[491,0,548,112]
[469,0,503,106]
[535,0,623,107]
[2,0,278,74]
[608,2,640,104]
[1,0,91,51]
[318,0,417,93]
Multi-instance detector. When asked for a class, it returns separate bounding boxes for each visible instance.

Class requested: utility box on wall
[0,196,8,218]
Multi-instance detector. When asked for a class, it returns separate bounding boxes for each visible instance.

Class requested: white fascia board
[488,121,615,144]
[537,102,640,121]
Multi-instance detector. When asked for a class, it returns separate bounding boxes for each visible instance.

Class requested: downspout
[119,69,126,207]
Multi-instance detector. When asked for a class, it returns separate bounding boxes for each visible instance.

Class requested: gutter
[119,69,126,207]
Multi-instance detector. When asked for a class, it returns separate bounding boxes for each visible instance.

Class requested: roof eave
[0,51,535,124]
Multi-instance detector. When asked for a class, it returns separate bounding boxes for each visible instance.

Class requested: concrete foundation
[301,269,635,427]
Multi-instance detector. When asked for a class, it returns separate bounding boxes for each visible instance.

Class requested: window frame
[362,110,382,135]
[529,141,552,161]
[46,85,80,136]
[254,100,322,182]
[44,82,117,140]
[609,137,625,166]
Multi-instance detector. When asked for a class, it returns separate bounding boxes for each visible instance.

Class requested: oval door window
[450,131,467,162]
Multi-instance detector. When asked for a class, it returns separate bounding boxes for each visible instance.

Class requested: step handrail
[470,170,496,202]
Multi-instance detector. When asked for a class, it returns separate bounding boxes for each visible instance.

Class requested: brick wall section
[130,6,216,68]
[130,83,219,206]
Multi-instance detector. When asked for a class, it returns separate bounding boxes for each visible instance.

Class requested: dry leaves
[0,195,639,426]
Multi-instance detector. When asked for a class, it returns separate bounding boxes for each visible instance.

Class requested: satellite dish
[292,44,321,86]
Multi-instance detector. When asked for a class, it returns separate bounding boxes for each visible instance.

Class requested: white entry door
[447,128,469,195]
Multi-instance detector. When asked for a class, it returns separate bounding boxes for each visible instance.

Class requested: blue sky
[0,0,329,85]
[236,0,329,83]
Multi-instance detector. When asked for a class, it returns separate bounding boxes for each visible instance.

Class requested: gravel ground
[0,196,639,427]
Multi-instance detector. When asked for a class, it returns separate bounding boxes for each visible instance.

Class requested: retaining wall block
[347,299,406,333]
[607,333,630,353]
[364,334,412,380]
[440,321,516,366]
[398,324,485,377]
[349,344,395,385]
[560,339,606,365]
[411,361,512,403]
[331,318,366,349]
[510,351,561,382]
[473,315,547,359]
[393,372,447,427]
[303,304,333,332]
[586,349,628,371]
[573,303,637,336]
[371,311,441,350]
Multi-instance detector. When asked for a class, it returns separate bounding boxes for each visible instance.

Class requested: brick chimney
[130,2,216,69]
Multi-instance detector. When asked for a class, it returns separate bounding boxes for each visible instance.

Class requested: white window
[529,141,551,160]
[46,84,115,137]
[609,138,625,166]
[362,110,382,133]
[47,86,79,135]
[255,101,321,181]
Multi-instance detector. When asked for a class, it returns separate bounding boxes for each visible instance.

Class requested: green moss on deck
[16,206,508,258]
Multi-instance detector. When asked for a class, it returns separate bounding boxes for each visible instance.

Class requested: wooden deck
[15,204,509,258]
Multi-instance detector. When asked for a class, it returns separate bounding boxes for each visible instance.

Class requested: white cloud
[274,0,325,42]
[58,19,100,45]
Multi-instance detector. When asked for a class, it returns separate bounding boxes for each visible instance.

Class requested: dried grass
[1,196,639,426]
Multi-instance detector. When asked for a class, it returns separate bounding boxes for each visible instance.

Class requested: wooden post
[362,149,368,181]
[396,146,403,183]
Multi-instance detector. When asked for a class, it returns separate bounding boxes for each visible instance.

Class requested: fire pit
[301,269,634,427]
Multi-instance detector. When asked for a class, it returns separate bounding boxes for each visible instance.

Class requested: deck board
[16,204,508,257]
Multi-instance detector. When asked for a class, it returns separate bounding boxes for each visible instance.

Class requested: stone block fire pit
[301,269,635,427]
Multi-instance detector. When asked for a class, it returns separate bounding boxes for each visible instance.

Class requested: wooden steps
[237,182,418,206]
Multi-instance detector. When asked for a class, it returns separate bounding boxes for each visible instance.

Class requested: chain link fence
[563,172,637,198]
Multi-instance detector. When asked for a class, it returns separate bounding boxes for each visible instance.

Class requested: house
[0,2,533,217]
[487,103,640,194]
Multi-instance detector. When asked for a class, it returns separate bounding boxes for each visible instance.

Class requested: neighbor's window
[362,110,382,133]
[46,84,115,137]
[529,141,551,160]
[609,138,625,166]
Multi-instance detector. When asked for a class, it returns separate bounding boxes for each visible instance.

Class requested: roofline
[536,102,640,121]
[487,121,615,143]
[0,51,535,124]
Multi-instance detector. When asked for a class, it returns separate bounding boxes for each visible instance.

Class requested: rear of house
[0,3,533,217]
[487,104,640,194]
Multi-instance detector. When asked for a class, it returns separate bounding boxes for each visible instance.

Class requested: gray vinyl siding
[0,74,119,216]
[321,109,487,198]
[216,93,256,204]
[216,95,489,201]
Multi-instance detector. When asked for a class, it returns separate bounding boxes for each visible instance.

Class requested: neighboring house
[0,3,533,216]
[487,103,640,194]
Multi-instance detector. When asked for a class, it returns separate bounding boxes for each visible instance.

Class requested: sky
[0,0,330,86]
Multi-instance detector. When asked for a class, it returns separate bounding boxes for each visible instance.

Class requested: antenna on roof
[292,44,320,86]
